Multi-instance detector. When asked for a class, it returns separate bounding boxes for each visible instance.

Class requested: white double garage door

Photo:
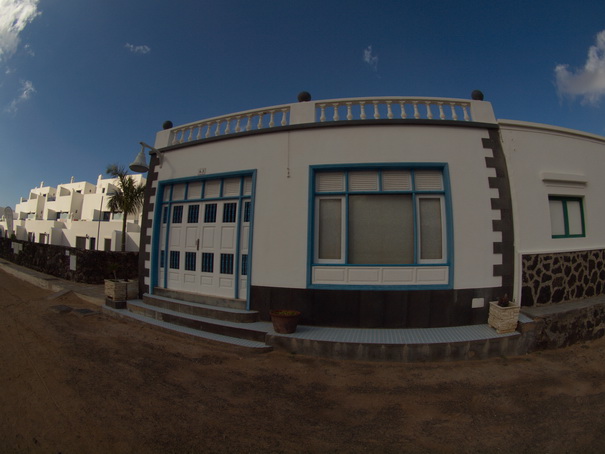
[159,199,250,300]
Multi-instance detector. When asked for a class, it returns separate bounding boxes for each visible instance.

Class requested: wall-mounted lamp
[129,142,163,173]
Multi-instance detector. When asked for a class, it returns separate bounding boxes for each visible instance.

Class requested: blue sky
[1,0,605,208]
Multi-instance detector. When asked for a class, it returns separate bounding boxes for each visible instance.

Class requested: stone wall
[527,301,605,350]
[522,249,605,306]
[0,238,138,284]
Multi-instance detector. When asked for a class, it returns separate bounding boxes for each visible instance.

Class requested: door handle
[196,238,200,250]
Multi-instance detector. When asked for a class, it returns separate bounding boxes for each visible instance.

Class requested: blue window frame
[313,167,448,266]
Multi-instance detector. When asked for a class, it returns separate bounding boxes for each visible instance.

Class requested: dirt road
[1,268,605,453]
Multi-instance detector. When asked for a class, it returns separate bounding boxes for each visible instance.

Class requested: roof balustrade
[160,96,496,148]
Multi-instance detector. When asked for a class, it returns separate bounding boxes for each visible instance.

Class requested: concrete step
[266,321,532,362]
[103,304,272,351]
[143,293,259,323]
[152,287,246,310]
[127,300,270,343]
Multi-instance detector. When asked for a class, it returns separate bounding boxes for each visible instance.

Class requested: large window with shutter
[311,166,450,287]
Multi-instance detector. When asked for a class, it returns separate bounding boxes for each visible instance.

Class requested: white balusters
[449,103,458,121]
[281,108,288,126]
[412,102,420,119]
[319,104,326,122]
[425,102,433,120]
[462,104,470,121]
[332,103,340,121]
[162,97,480,146]
[373,101,380,119]
[346,102,353,120]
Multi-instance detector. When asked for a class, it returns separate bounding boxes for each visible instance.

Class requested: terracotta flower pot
[270,310,301,334]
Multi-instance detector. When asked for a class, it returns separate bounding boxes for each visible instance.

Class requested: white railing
[316,97,470,123]
[162,96,493,147]
[170,104,291,145]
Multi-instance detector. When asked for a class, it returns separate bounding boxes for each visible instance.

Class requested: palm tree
[106,164,145,252]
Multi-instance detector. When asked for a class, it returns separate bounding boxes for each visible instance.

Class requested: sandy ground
[1,268,605,453]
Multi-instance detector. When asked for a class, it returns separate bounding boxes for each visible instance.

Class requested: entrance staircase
[102,288,537,362]
[117,289,274,352]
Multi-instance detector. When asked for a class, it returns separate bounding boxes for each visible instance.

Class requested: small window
[223,203,237,223]
[204,204,217,223]
[169,251,180,269]
[241,254,248,276]
[162,206,169,224]
[549,196,585,238]
[160,250,165,268]
[244,201,251,222]
[187,205,200,223]
[202,253,214,272]
[185,252,196,271]
[220,254,234,274]
[172,206,183,224]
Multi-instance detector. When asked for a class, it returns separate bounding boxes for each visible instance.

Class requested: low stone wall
[0,238,138,284]
[524,300,605,350]
[521,249,605,306]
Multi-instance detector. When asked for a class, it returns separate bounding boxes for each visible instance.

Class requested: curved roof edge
[498,119,605,144]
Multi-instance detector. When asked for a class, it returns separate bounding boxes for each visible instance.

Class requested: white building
[1,174,146,252]
[133,92,605,327]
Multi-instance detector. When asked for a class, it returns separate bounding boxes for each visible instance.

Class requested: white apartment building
[0,174,146,252]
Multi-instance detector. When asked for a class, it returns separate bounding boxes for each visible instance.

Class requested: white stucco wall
[152,123,502,291]
[500,120,605,256]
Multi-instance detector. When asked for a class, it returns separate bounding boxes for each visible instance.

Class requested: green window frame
[549,196,585,238]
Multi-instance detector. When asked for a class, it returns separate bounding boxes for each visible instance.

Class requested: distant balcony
[156,96,497,149]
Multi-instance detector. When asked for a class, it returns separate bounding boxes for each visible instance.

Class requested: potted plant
[488,294,520,334]
[104,262,128,309]
[270,310,302,334]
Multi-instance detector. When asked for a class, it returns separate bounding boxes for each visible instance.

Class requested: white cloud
[0,0,41,63]
[125,43,151,55]
[363,45,379,72]
[5,79,35,113]
[555,30,605,105]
